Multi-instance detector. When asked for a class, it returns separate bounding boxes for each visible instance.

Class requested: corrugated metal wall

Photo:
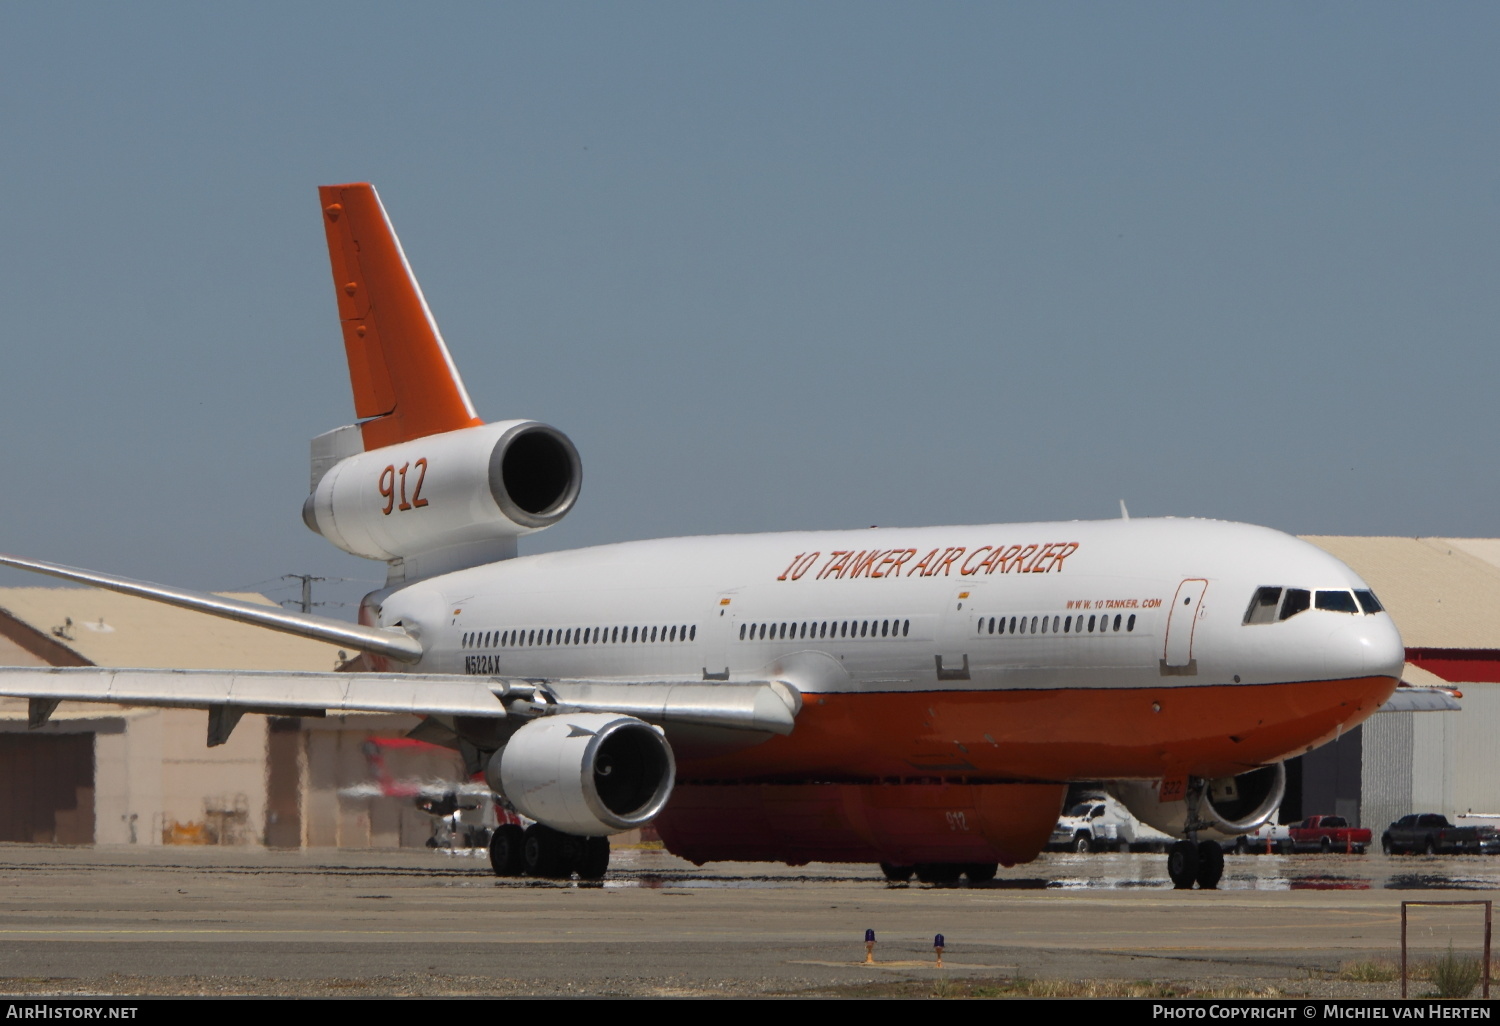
[1361,710,1412,836]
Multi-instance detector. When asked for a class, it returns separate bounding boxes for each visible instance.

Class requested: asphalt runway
[0,844,1494,997]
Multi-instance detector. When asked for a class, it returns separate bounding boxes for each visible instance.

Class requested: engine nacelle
[304,420,581,567]
[1107,764,1286,839]
[484,713,676,836]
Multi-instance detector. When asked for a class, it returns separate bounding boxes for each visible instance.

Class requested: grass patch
[1339,959,1399,983]
[794,976,1286,1000]
[1426,943,1483,999]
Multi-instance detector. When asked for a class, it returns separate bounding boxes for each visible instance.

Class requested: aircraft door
[700,593,737,681]
[936,586,977,682]
[1162,579,1208,673]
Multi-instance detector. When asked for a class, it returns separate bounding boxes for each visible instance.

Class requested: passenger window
[1053,616,1061,633]
[1127,614,1136,632]
[1279,589,1311,620]
[903,619,910,636]
[989,616,996,635]
[1064,616,1072,633]
[1316,591,1360,614]
[690,625,697,640]
[739,624,746,640]
[1041,617,1048,634]
[631,626,639,642]
[1030,616,1038,634]
[1354,589,1383,614]
[1113,615,1122,632]
[1243,587,1282,625]
[1087,615,1096,632]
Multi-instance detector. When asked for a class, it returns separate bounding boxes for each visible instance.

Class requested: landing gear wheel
[1194,840,1224,889]
[523,823,567,878]
[963,863,998,884]
[914,863,963,884]
[1073,833,1092,854]
[488,824,525,877]
[575,837,610,881]
[879,863,915,882]
[1167,840,1199,889]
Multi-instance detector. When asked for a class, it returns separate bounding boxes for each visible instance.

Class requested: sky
[0,3,1495,617]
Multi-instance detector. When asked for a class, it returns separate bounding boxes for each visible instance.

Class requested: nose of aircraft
[1324,615,1405,681]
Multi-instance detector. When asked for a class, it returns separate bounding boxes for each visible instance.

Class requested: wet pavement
[0,844,1491,996]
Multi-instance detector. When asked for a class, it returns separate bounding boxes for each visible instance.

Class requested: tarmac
[0,844,1494,997]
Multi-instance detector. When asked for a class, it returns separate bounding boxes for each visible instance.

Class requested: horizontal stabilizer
[0,553,424,663]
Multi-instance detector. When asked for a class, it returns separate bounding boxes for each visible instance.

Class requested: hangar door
[0,733,94,844]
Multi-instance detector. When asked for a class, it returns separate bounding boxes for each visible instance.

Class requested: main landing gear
[1166,839,1224,890]
[880,862,998,885]
[1166,781,1224,890]
[490,823,610,881]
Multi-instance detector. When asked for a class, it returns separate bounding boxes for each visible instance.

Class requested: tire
[523,823,567,878]
[1235,837,1250,855]
[914,863,963,885]
[1381,837,1394,856]
[1425,838,1436,856]
[964,863,998,884]
[1195,840,1225,890]
[575,837,610,881]
[1074,833,1093,854]
[879,863,915,883]
[1320,836,1332,854]
[1167,840,1199,889]
[488,824,525,877]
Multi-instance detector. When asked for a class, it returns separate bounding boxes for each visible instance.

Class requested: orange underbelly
[676,675,1396,782]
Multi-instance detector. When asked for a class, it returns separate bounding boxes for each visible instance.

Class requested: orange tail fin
[319,183,484,450]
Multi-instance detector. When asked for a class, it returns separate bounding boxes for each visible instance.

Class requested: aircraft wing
[0,667,800,743]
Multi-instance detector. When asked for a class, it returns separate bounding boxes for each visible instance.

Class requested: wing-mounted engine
[483,713,676,836]
[303,419,581,579]
[1107,764,1285,840]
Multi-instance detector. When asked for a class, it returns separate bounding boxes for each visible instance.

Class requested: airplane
[0,183,1410,889]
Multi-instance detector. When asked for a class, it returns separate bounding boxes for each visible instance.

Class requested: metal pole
[1401,902,1408,1000]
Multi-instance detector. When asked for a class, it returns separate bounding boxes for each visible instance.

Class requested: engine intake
[485,713,676,836]
[304,419,581,570]
[1108,763,1286,839]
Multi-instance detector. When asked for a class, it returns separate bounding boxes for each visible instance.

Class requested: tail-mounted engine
[484,713,676,836]
[1107,764,1286,839]
[303,419,581,576]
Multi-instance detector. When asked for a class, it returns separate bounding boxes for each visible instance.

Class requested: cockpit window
[1316,590,1360,614]
[1244,587,1283,625]
[1279,588,1311,621]
[1354,589,1384,614]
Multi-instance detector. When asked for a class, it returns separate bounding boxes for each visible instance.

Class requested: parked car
[1382,813,1500,855]
[1047,796,1172,852]
[1219,820,1292,854]
[1287,815,1371,854]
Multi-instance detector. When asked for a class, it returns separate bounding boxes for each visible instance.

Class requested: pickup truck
[1381,813,1500,855]
[1288,815,1371,854]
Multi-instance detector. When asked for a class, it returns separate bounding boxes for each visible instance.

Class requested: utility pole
[282,574,326,614]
